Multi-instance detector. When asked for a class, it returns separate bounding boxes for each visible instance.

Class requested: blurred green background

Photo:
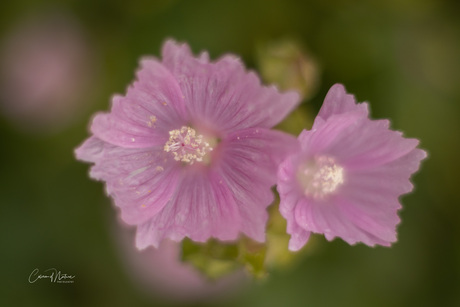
[0,0,459,306]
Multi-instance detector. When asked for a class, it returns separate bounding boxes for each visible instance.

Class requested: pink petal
[277,155,304,214]
[287,220,311,251]
[91,59,187,148]
[284,202,311,251]
[337,196,398,244]
[135,170,241,249]
[75,136,105,163]
[161,39,300,132]
[128,58,189,124]
[345,148,426,199]
[114,164,181,225]
[85,143,181,225]
[304,112,420,169]
[218,128,298,241]
[298,111,365,154]
[277,157,311,251]
[315,83,368,126]
[334,120,420,170]
[337,147,427,243]
[292,147,426,246]
[294,197,388,246]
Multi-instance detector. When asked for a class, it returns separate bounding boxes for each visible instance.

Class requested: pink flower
[116,226,245,302]
[76,40,300,249]
[277,84,427,251]
[0,12,94,133]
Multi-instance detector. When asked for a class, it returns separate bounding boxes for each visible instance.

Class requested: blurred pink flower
[76,40,300,249]
[0,12,94,132]
[277,84,427,251]
[116,226,245,302]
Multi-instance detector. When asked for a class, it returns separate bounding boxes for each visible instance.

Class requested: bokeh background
[1,0,459,306]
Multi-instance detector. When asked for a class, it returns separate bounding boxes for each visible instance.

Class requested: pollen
[164,126,213,164]
[298,155,344,199]
[147,115,157,127]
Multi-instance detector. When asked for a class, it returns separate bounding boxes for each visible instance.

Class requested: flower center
[297,155,344,199]
[164,126,213,165]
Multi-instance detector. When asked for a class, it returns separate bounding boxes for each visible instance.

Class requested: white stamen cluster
[298,156,344,199]
[164,126,212,164]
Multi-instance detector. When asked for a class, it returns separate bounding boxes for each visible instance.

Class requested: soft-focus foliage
[256,39,320,100]
[1,1,458,307]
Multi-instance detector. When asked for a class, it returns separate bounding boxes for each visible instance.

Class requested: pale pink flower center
[164,126,213,164]
[297,155,344,199]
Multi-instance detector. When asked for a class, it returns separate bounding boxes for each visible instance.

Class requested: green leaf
[181,237,269,279]
[181,238,240,280]
[238,238,267,279]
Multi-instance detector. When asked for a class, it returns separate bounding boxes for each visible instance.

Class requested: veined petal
[84,143,180,224]
[128,58,189,124]
[294,197,387,246]
[114,164,181,226]
[284,200,311,251]
[287,219,311,251]
[225,127,299,170]
[330,118,420,170]
[337,147,427,243]
[91,59,187,148]
[315,83,368,126]
[303,112,420,169]
[217,128,298,241]
[135,170,241,249]
[298,111,364,154]
[277,155,304,214]
[277,157,311,251]
[161,39,300,132]
[337,196,399,244]
[75,136,105,163]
